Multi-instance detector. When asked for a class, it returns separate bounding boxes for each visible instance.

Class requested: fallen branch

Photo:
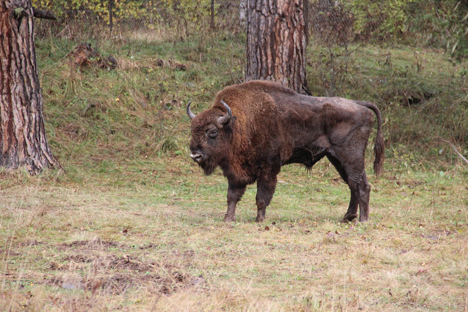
[442,139,468,165]
[33,8,57,20]
[67,43,118,70]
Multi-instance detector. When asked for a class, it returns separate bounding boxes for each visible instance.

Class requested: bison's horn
[186,101,195,120]
[218,100,232,125]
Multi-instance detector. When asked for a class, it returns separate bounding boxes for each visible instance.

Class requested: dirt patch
[43,246,206,295]
[60,238,124,250]
[0,249,20,257]
[47,270,202,295]
[62,254,93,263]
[105,271,203,295]
[49,262,68,271]
[59,254,155,272]
[139,243,157,250]
[19,239,44,247]
[8,236,205,297]
[59,239,160,253]
[108,255,154,271]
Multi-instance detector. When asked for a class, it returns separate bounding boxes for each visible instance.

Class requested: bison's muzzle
[190,153,204,163]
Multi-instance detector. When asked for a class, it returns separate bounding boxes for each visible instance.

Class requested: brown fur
[188,81,384,222]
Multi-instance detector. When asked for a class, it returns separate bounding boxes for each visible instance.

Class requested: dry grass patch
[1,159,467,311]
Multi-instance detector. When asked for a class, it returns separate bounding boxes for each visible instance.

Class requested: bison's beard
[199,160,218,175]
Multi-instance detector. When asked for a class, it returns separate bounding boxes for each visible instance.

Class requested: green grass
[1,23,468,311]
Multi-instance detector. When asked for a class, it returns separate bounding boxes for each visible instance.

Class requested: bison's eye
[207,129,218,139]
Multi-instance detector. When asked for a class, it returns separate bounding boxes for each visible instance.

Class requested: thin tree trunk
[210,0,215,29]
[108,0,113,33]
[246,0,310,94]
[0,0,61,174]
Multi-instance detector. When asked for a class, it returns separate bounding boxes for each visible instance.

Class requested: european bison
[187,80,384,222]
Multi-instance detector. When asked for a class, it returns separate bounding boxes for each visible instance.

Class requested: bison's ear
[223,115,236,130]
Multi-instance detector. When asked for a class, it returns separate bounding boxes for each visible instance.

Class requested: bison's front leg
[224,181,246,222]
[255,174,278,222]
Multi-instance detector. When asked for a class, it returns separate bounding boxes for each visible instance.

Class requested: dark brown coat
[187,80,384,222]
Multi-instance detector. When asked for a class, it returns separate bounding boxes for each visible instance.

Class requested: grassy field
[1,25,468,311]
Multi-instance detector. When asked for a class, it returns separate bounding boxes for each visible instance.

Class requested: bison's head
[187,100,234,175]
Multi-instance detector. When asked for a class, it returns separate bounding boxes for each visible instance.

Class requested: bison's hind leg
[327,155,358,222]
[326,154,370,222]
[342,209,358,222]
[348,172,370,222]
[255,170,279,222]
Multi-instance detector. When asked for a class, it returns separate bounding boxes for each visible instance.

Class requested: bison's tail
[357,101,385,176]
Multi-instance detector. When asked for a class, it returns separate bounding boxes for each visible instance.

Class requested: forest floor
[1,26,468,311]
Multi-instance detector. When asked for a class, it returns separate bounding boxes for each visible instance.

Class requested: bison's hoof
[223,215,236,222]
[342,213,358,222]
[255,216,265,223]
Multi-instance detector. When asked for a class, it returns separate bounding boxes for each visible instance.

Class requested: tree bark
[245,0,310,94]
[0,0,61,174]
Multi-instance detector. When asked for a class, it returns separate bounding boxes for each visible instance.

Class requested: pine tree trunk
[0,0,61,174]
[245,0,310,94]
